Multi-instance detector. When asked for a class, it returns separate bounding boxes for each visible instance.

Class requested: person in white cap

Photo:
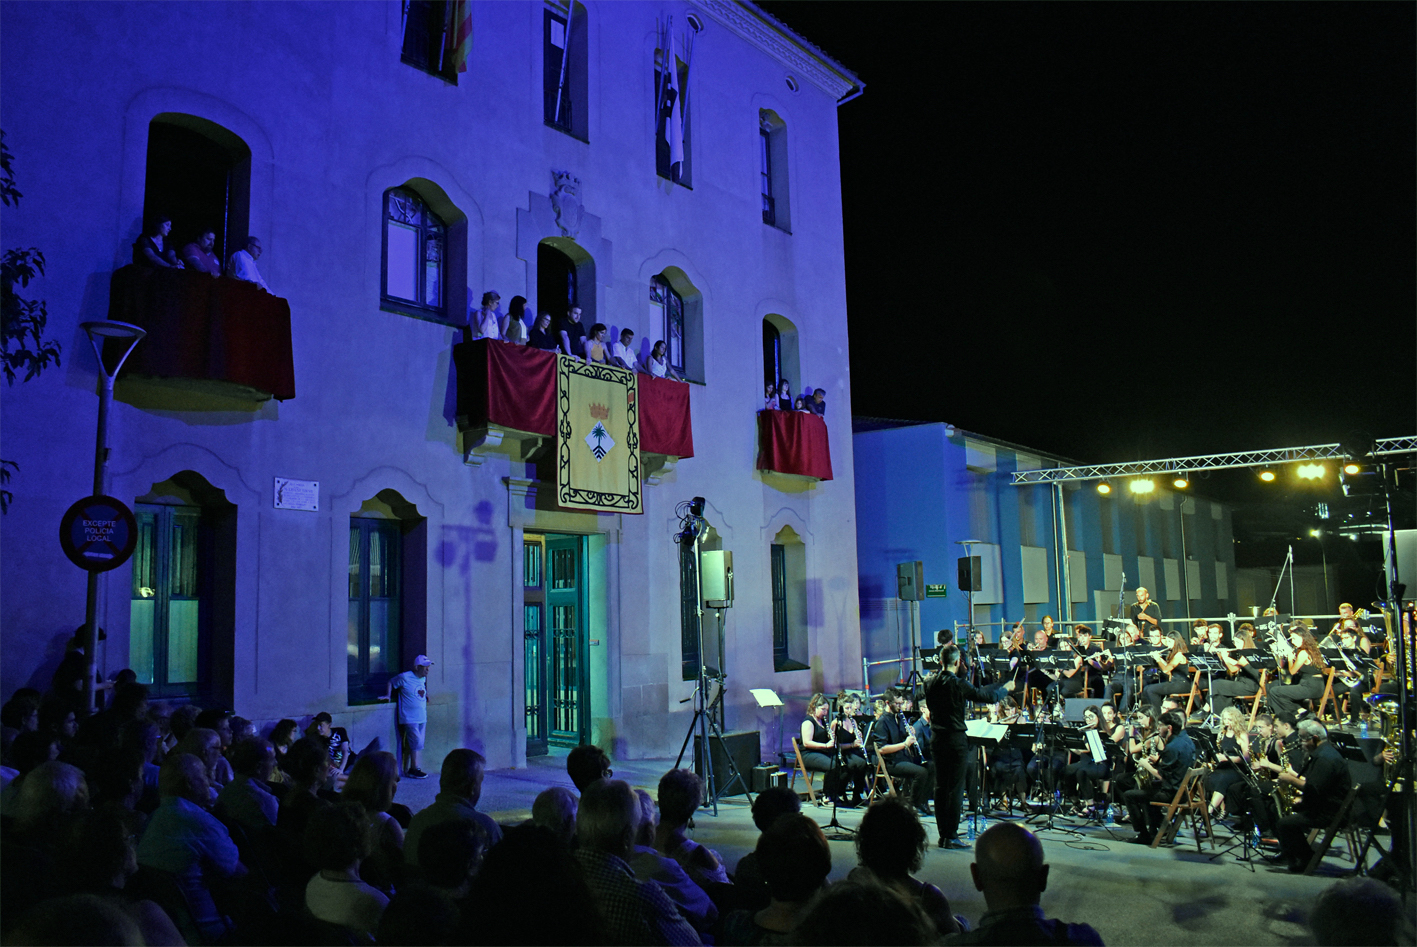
[380,655,433,778]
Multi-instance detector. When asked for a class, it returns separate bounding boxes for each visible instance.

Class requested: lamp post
[78,320,145,713]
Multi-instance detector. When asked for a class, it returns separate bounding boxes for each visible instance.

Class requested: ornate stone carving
[550,170,583,240]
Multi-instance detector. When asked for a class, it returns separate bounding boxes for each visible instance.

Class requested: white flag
[666,53,684,175]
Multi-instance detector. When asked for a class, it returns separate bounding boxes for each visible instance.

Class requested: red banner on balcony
[106,266,296,400]
[454,339,693,458]
[757,410,833,480]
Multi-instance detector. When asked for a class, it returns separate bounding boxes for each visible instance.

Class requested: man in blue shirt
[380,654,432,778]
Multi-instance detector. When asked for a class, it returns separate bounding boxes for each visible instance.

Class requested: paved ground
[390,751,1389,946]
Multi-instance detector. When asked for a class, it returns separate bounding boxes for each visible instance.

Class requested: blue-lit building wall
[854,422,1238,694]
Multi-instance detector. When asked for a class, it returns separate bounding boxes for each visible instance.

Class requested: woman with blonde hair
[1204,705,1251,819]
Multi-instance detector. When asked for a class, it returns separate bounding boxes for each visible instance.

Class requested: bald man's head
[971,822,1048,910]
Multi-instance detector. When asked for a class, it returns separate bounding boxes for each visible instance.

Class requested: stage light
[1296,463,1325,480]
[1343,462,1360,475]
[688,496,706,517]
[1309,529,1321,537]
[1172,476,1189,489]
[1129,479,1155,495]
[1259,470,1276,482]
[1096,481,1111,495]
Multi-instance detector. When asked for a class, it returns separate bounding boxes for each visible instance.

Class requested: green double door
[523,534,588,756]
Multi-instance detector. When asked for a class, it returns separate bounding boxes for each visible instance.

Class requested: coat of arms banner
[556,356,641,513]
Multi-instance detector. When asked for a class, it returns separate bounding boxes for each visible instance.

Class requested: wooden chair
[1313,668,1340,722]
[1240,670,1269,728]
[1183,668,1207,719]
[1149,767,1214,852]
[788,737,818,805]
[867,751,898,803]
[1304,783,1363,875]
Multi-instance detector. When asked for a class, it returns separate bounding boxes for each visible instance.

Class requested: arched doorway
[537,237,595,328]
[144,115,252,267]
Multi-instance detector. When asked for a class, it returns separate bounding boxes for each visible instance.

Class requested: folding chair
[789,737,818,805]
[1149,767,1215,852]
[1183,668,1207,719]
[1240,670,1269,729]
[1304,783,1362,875]
[867,751,898,803]
[1314,668,1340,722]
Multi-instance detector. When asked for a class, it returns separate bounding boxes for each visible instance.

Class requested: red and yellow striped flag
[446,0,472,74]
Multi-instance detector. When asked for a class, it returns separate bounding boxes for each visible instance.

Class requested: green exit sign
[925,584,948,598]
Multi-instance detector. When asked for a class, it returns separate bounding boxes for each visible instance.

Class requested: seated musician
[874,688,933,816]
[1209,623,1261,712]
[1055,626,1103,701]
[1266,624,1328,718]
[1122,710,1196,845]
[1204,706,1252,820]
[1330,622,1371,728]
[1188,619,1209,646]
[1113,707,1160,820]
[800,693,865,807]
[1270,719,1353,872]
[1142,633,1192,718]
[1024,620,1059,710]
[1245,712,1301,838]
[1060,706,1111,817]
[1100,622,1141,711]
[987,699,1030,809]
[832,692,871,806]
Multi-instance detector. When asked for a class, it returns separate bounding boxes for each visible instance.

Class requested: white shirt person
[226,236,270,292]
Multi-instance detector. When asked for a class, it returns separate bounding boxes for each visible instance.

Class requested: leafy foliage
[1,131,62,512]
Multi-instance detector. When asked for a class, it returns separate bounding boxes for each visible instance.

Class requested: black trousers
[933,736,970,842]
[1209,677,1259,712]
[801,750,868,799]
[1144,679,1194,717]
[1277,811,1327,867]
[1266,678,1325,718]
[886,757,935,807]
[1124,785,1173,838]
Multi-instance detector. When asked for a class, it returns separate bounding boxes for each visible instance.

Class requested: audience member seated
[719,813,831,946]
[121,719,163,812]
[503,295,529,344]
[732,786,801,913]
[172,726,225,800]
[648,339,683,380]
[134,215,184,269]
[194,707,236,785]
[1,729,62,812]
[418,817,489,901]
[470,291,502,341]
[586,323,611,364]
[1309,877,1411,946]
[377,881,462,946]
[1,760,90,931]
[180,229,222,275]
[567,742,613,793]
[629,787,717,937]
[529,312,560,352]
[573,778,700,945]
[847,798,960,936]
[7,893,145,946]
[1,688,42,751]
[341,750,406,891]
[268,718,299,782]
[225,236,270,292]
[405,748,503,870]
[136,753,247,943]
[943,822,1103,945]
[532,784,578,847]
[656,768,730,889]
[793,396,806,411]
[306,711,353,784]
[215,736,280,832]
[56,806,185,946]
[558,307,588,361]
[793,879,940,946]
[88,747,148,818]
[73,681,149,754]
[38,695,79,749]
[304,801,389,942]
[168,703,201,744]
[612,328,640,371]
[461,823,608,945]
[276,736,336,854]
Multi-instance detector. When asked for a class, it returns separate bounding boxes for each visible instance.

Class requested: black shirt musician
[1128,587,1162,637]
[924,643,1012,849]
[1122,711,1196,844]
[1057,628,1104,699]
[875,688,934,815]
[1273,719,1354,872]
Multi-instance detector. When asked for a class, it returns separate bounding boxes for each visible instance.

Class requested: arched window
[762,313,799,400]
[382,187,445,319]
[144,115,252,272]
[650,276,684,376]
[771,526,810,672]
[759,110,790,231]
[544,1,588,140]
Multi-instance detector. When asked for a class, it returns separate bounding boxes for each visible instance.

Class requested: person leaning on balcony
[528,312,560,352]
[557,306,588,361]
[611,327,639,372]
[180,229,221,275]
[226,236,270,292]
[469,291,501,340]
[648,340,683,381]
[133,215,184,269]
[586,323,610,364]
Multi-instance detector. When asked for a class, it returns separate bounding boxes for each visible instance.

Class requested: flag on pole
[665,49,684,177]
[446,0,472,74]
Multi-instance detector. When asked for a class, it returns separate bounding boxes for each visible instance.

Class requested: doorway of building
[523,533,589,755]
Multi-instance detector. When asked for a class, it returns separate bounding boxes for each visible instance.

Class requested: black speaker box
[1062,698,1094,722]
[692,730,760,797]
[958,556,981,592]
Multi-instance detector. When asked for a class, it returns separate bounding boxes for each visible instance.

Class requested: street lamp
[78,320,145,713]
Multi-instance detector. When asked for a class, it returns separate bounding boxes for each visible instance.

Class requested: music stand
[752,688,786,764]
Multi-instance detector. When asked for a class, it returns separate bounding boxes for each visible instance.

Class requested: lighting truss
[1010,436,1417,485]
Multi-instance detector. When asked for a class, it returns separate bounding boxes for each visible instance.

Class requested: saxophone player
[1270,719,1353,873]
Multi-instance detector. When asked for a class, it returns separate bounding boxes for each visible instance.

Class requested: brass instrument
[1269,628,1296,664]
[1371,700,1403,782]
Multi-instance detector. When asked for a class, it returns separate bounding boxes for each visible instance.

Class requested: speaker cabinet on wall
[957,556,981,592]
[897,560,925,601]
[701,550,734,607]
[692,730,759,797]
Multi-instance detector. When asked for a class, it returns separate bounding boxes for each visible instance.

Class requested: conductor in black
[925,642,1013,849]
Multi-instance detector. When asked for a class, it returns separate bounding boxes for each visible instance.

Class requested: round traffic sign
[59,495,138,573]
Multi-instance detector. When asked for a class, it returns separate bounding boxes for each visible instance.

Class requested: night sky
[760,2,1415,466]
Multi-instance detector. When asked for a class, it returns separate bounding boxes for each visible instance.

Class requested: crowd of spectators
[3,674,1406,945]
[763,380,826,418]
[466,292,687,382]
[132,214,272,293]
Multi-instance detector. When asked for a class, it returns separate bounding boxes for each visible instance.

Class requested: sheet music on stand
[965,719,1008,745]
[1102,618,1127,641]
[1084,729,1106,764]
[1254,614,1291,639]
[1188,653,1224,673]
[1237,648,1277,670]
